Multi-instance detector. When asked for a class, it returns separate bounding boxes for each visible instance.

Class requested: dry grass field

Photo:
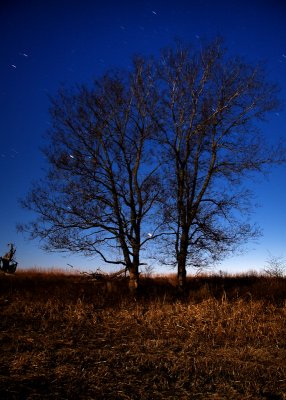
[0,269,286,399]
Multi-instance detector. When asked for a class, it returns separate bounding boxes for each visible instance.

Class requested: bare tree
[19,39,283,293]
[153,39,283,290]
[19,59,162,292]
[264,253,286,278]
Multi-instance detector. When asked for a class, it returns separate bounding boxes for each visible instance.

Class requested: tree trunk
[129,263,140,294]
[177,231,188,293]
[177,254,187,293]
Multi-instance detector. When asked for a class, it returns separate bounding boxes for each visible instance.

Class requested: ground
[0,270,285,399]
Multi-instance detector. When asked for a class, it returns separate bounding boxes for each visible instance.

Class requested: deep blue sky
[1,0,286,273]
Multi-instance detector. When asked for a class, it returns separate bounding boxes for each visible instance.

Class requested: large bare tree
[19,59,162,292]
[153,39,282,290]
[20,39,283,293]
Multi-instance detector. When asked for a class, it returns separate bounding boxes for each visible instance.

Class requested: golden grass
[0,270,285,399]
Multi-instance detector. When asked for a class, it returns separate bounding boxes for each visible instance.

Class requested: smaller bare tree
[264,253,286,278]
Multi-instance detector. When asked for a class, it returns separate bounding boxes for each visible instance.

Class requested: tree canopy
[19,39,283,291]
[151,39,282,288]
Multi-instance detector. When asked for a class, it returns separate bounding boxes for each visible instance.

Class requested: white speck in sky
[152,10,157,15]
[11,64,17,68]
[69,154,74,158]
[19,52,28,57]
[147,233,153,237]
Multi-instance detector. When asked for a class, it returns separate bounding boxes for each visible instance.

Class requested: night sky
[1,0,286,273]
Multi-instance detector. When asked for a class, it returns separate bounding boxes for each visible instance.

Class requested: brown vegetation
[1,269,286,399]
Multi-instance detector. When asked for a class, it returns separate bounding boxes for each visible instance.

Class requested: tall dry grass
[0,269,285,399]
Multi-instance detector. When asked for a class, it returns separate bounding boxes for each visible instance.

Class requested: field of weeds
[0,269,286,399]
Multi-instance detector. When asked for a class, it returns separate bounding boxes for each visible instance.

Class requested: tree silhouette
[19,59,162,292]
[19,39,283,292]
[153,39,283,290]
